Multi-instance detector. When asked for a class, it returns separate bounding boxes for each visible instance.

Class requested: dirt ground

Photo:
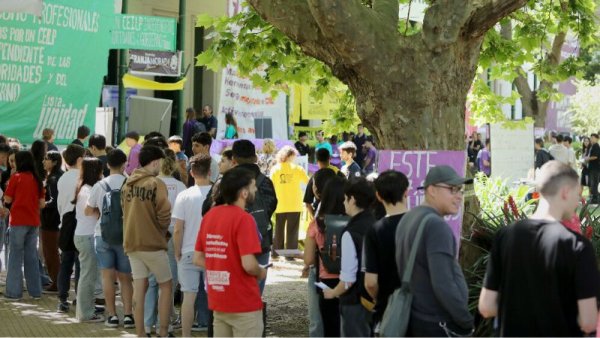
[263,258,309,337]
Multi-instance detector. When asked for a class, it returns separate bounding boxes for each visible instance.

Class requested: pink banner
[378,150,467,243]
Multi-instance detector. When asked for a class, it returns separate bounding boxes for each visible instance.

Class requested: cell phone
[260,263,273,269]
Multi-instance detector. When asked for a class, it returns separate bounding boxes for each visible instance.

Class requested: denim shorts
[95,236,132,273]
[177,252,203,293]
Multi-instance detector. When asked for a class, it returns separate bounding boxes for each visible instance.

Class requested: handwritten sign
[216,66,288,140]
[111,14,176,51]
[378,150,467,241]
[0,0,113,144]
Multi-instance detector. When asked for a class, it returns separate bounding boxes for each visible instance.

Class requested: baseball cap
[417,165,473,190]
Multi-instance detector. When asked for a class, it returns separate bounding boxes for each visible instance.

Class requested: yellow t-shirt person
[270,161,310,213]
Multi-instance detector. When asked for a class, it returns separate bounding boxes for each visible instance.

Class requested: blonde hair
[262,139,276,155]
[161,149,178,176]
[276,145,297,163]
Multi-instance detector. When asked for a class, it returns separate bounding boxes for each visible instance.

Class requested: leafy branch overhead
[473,0,597,127]
[194,0,596,150]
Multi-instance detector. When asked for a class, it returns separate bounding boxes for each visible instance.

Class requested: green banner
[111,14,176,51]
[0,0,113,145]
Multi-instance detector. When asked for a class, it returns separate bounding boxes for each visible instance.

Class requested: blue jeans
[57,250,80,302]
[74,235,98,321]
[256,251,270,295]
[39,256,51,286]
[308,266,324,337]
[5,226,42,298]
[145,238,178,330]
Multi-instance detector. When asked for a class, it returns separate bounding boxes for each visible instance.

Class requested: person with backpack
[322,178,376,336]
[362,171,410,335]
[304,175,348,337]
[303,168,338,337]
[270,146,309,259]
[85,149,134,328]
[173,154,213,336]
[56,144,86,313]
[535,138,553,170]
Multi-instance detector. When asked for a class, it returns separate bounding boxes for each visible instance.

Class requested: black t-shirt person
[484,219,600,337]
[362,213,405,323]
[588,143,600,171]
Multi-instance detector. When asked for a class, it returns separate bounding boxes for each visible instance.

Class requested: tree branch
[421,0,471,52]
[246,0,338,66]
[307,0,400,67]
[465,0,527,39]
[372,0,399,28]
[514,73,535,117]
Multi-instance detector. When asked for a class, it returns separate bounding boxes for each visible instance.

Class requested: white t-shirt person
[172,185,212,254]
[87,174,127,237]
[159,176,187,233]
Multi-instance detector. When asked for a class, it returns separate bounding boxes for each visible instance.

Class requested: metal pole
[176,0,186,135]
[117,0,129,144]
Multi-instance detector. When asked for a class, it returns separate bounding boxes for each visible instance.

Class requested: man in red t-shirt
[194,166,267,337]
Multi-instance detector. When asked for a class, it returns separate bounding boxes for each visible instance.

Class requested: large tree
[199,0,531,151]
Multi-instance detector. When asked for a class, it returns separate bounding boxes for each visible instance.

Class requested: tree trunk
[340,40,484,151]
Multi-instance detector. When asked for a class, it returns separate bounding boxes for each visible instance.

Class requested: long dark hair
[15,150,43,193]
[316,175,347,232]
[72,158,103,204]
[582,136,591,154]
[31,139,47,178]
[46,150,63,177]
[225,113,238,137]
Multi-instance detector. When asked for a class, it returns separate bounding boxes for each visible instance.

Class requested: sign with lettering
[378,150,467,241]
[0,0,113,144]
[128,49,181,77]
[216,66,288,140]
[111,14,176,51]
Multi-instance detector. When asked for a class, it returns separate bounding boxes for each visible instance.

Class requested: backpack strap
[101,181,111,193]
[401,214,434,288]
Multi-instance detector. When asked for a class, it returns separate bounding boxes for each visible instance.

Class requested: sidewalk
[0,271,207,337]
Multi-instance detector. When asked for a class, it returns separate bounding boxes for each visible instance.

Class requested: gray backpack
[380,214,433,337]
[99,180,125,245]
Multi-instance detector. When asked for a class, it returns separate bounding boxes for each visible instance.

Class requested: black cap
[417,165,473,189]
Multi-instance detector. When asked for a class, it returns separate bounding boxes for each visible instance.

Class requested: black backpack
[99,180,125,245]
[248,173,274,252]
[58,209,77,252]
[317,214,350,274]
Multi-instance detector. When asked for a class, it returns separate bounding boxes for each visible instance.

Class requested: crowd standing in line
[0,115,599,338]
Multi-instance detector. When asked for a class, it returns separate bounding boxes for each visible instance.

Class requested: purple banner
[378,150,467,243]
[210,139,294,156]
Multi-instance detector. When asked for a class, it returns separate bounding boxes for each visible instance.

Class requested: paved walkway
[0,271,207,337]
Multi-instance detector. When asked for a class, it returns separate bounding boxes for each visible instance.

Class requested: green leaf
[196,13,214,28]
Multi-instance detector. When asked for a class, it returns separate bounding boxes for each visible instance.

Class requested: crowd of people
[0,116,599,338]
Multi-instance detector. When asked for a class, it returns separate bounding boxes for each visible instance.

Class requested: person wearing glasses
[394,165,474,337]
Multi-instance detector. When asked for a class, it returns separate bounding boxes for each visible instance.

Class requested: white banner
[217,66,288,140]
[490,123,534,183]
[0,0,43,16]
